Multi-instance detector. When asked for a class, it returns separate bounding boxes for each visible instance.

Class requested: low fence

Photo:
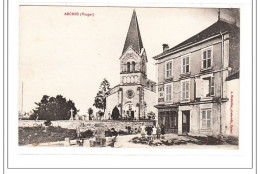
[18,120,46,127]
[18,120,155,131]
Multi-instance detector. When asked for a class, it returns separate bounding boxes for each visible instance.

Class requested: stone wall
[18,120,46,127]
[18,120,155,131]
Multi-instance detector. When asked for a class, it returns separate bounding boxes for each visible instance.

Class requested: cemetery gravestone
[64,137,70,146]
[94,124,106,147]
[70,109,74,120]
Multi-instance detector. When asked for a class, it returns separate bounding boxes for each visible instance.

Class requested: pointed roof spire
[122,9,144,54]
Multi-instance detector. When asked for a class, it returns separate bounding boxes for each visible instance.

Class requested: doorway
[131,111,134,119]
[126,110,135,119]
[158,111,178,133]
[111,107,120,120]
[182,111,190,134]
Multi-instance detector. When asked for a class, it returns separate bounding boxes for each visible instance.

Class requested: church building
[105,10,156,120]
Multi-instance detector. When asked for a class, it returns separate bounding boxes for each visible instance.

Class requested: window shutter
[170,62,172,77]
[210,76,215,96]
[201,79,205,98]
[164,86,166,102]
[181,82,185,100]
[169,85,172,101]
[201,52,204,68]
[186,81,189,99]
[195,78,201,98]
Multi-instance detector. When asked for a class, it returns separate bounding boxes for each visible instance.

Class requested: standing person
[76,125,81,145]
[108,112,111,120]
[140,123,146,138]
[156,124,161,139]
[161,124,166,139]
[76,125,81,139]
[146,126,153,140]
[152,126,157,140]
[110,128,118,147]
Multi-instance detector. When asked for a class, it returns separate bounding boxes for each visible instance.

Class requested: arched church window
[127,62,131,72]
[127,76,130,83]
[123,64,126,72]
[132,62,136,72]
[134,76,138,83]
[130,76,134,83]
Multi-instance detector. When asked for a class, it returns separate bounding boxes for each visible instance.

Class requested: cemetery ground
[19,125,238,149]
[19,126,78,146]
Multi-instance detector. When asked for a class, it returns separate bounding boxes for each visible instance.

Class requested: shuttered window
[202,47,213,69]
[182,56,190,74]
[165,61,172,78]
[127,62,131,72]
[181,81,190,100]
[195,76,215,98]
[201,109,211,130]
[165,84,172,102]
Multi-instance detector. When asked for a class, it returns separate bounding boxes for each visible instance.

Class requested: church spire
[122,9,144,54]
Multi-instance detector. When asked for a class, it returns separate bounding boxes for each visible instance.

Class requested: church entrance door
[131,111,134,119]
[111,107,120,120]
[123,103,135,120]
[126,111,134,119]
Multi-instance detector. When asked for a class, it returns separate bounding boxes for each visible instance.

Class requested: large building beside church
[153,17,240,137]
[105,10,156,120]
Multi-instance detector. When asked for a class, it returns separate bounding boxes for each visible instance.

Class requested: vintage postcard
[18,6,240,149]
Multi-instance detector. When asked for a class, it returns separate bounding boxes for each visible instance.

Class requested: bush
[81,130,94,139]
[223,136,239,145]
[105,130,112,137]
[44,120,52,126]
[118,130,132,135]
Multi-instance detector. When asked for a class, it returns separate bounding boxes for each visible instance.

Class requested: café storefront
[157,107,178,133]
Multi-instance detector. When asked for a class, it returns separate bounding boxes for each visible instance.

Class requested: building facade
[105,10,156,120]
[153,19,240,136]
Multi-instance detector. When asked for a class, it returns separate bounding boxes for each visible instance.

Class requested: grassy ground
[19,126,77,146]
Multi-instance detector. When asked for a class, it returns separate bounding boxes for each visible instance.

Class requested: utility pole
[21,82,24,116]
[218,8,221,20]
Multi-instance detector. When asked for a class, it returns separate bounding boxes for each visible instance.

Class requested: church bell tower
[120,9,148,86]
[105,9,156,120]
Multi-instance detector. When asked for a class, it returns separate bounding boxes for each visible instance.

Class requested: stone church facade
[105,10,156,120]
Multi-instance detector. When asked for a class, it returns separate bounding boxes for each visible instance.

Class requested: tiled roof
[153,20,240,60]
[226,71,239,81]
[122,10,144,54]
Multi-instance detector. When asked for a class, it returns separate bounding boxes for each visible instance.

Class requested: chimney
[162,44,169,52]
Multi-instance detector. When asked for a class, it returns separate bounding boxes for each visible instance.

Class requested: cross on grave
[70,109,74,120]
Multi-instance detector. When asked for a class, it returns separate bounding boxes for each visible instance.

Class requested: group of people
[140,124,166,140]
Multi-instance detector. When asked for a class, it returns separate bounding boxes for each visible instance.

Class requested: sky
[19,7,239,115]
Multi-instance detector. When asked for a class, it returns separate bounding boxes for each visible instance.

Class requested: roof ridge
[153,20,239,60]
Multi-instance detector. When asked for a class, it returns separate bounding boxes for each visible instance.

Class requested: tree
[30,95,78,121]
[93,79,110,114]
[87,107,93,120]
[147,111,156,120]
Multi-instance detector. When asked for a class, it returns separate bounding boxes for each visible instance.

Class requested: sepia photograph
[18,6,240,149]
